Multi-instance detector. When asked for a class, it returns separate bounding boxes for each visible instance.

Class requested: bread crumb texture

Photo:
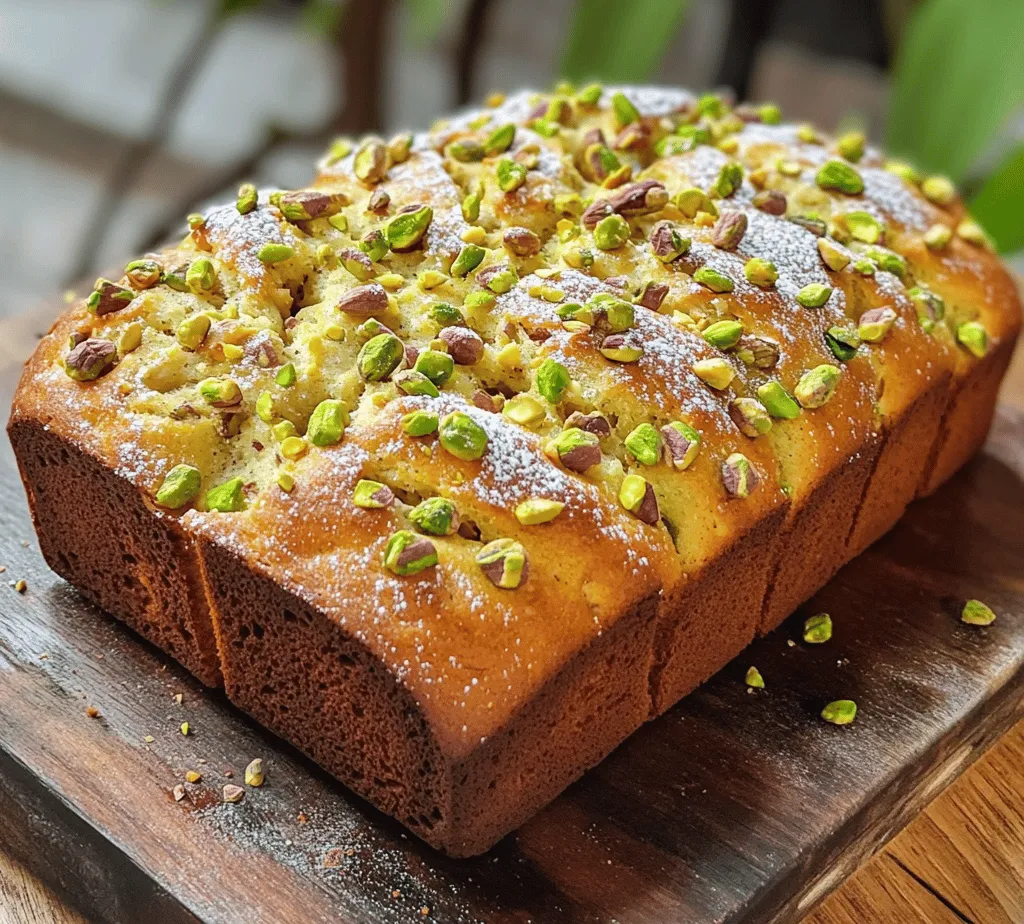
[9,86,1021,854]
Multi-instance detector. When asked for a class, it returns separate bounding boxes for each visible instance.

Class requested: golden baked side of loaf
[8,85,1021,854]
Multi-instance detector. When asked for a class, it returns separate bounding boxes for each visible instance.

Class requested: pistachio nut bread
[9,85,1020,856]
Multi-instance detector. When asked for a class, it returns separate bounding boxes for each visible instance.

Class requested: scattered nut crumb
[244,758,265,788]
[179,722,191,736]
[12,579,27,593]
[392,890,401,899]
[144,735,155,744]
[174,693,183,705]
[223,768,233,778]
[0,565,6,573]
[185,770,202,784]
[172,784,186,802]
[223,783,245,804]
[85,705,100,719]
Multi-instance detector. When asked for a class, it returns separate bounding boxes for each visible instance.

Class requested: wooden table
[1,303,1022,924]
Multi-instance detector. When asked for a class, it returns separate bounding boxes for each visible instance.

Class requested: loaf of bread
[9,86,1020,856]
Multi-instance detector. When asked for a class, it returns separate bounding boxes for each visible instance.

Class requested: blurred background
[0,0,1021,318]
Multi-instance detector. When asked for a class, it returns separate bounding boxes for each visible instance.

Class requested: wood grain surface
[0,304,1022,924]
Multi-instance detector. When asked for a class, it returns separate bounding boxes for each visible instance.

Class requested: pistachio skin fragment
[402,409,439,436]
[821,700,857,726]
[307,399,347,447]
[65,338,117,381]
[408,497,459,536]
[476,538,528,589]
[205,477,246,513]
[353,479,395,509]
[384,530,438,576]
[624,423,662,466]
[794,364,841,408]
[618,473,659,525]
[536,358,571,403]
[961,599,996,626]
[438,411,488,461]
[757,381,801,420]
[803,613,833,643]
[957,321,988,358]
[745,666,765,689]
[515,498,565,525]
[155,464,202,509]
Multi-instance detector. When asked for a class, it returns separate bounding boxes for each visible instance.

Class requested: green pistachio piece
[450,244,486,277]
[402,409,439,436]
[409,497,459,536]
[865,247,907,279]
[599,335,644,363]
[624,423,662,466]
[858,307,897,343]
[844,211,883,244]
[236,182,258,214]
[674,187,717,218]
[588,293,634,331]
[885,159,920,184]
[483,123,516,156]
[161,264,189,291]
[722,452,758,498]
[353,479,394,509]
[447,139,485,163]
[515,497,565,525]
[710,162,744,198]
[852,258,876,276]
[429,302,465,327]
[86,279,134,316]
[693,266,734,293]
[394,369,439,397]
[324,137,353,165]
[593,214,631,251]
[255,391,274,423]
[957,219,990,247]
[703,319,744,350]
[757,381,801,419]
[611,91,641,128]
[817,238,851,271]
[803,613,833,643]
[921,175,956,206]
[821,700,857,726]
[272,419,297,442]
[257,243,294,264]
[618,473,659,524]
[438,411,488,461]
[155,464,202,509]
[307,399,347,446]
[199,377,242,408]
[186,257,217,292]
[275,363,297,387]
[729,397,772,437]
[957,320,988,358]
[176,314,211,351]
[924,223,952,249]
[357,333,404,381]
[504,394,546,427]
[693,357,735,390]
[796,283,833,308]
[359,229,389,263]
[125,259,161,289]
[908,286,945,332]
[414,349,455,386]
[476,538,527,589]
[496,158,527,193]
[744,257,778,288]
[825,326,861,361]
[794,364,841,408]
[385,205,433,252]
[961,599,996,626]
[759,103,782,124]
[649,220,690,262]
[464,290,496,312]
[481,264,518,294]
[816,159,864,194]
[745,666,765,689]
[696,92,725,118]
[205,477,246,513]
[661,421,700,470]
[837,131,865,163]
[549,427,601,472]
[536,358,571,402]
[384,530,437,575]
[461,186,483,222]
[577,83,602,106]
[353,138,389,184]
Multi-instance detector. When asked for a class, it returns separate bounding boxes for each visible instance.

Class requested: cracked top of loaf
[13,85,1020,753]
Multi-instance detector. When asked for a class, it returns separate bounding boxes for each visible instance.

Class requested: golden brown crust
[7,84,1020,854]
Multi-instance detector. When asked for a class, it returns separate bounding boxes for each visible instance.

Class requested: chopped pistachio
[803,613,833,643]
[693,266,734,293]
[276,472,295,493]
[956,219,989,247]
[155,464,202,509]
[450,244,486,278]
[515,497,565,525]
[885,159,920,184]
[744,257,778,288]
[674,187,717,218]
[496,158,527,193]
[821,700,857,726]
[796,283,833,308]
[611,91,640,128]
[414,349,454,386]
[395,369,440,398]
[957,320,988,358]
[500,395,544,429]
[536,358,571,402]
[921,175,956,206]
[176,314,211,351]
[858,307,897,343]
[272,420,297,442]
[710,162,743,198]
[624,423,662,466]
[354,138,389,184]
[186,257,217,292]
[729,397,772,437]
[205,477,245,513]
[745,666,765,689]
[199,377,242,408]
[118,323,143,355]
[384,530,437,575]
[328,213,349,233]
[618,473,659,524]
[483,123,516,156]
[593,214,631,250]
[244,759,265,788]
[402,409,439,436]
[722,452,758,498]
[817,238,851,272]
[757,381,801,419]
[358,333,404,381]
[476,538,527,589]
[794,364,841,408]
[280,436,308,461]
[275,363,297,388]
[124,259,161,289]
[236,182,258,215]
[223,783,246,804]
[909,286,945,332]
[599,335,643,363]
[385,205,433,252]
[359,229,389,263]
[87,279,134,316]
[649,220,690,262]
[409,497,459,536]
[438,411,487,461]
[661,421,700,470]
[693,357,735,390]
[844,211,883,244]
[549,427,601,472]
[257,243,294,264]
[837,131,865,163]
[255,392,274,423]
[353,479,394,508]
[711,210,748,250]
[924,223,952,250]
[759,102,781,124]
[703,319,744,350]
[961,599,996,626]
[307,399,347,446]
[825,326,861,361]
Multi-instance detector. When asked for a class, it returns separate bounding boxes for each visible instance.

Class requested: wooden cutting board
[0,308,1022,923]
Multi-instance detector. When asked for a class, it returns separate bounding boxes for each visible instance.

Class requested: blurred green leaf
[560,0,691,84]
[302,0,346,35]
[887,0,1024,182]
[969,145,1024,253]
[405,0,450,44]
[216,0,264,18]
